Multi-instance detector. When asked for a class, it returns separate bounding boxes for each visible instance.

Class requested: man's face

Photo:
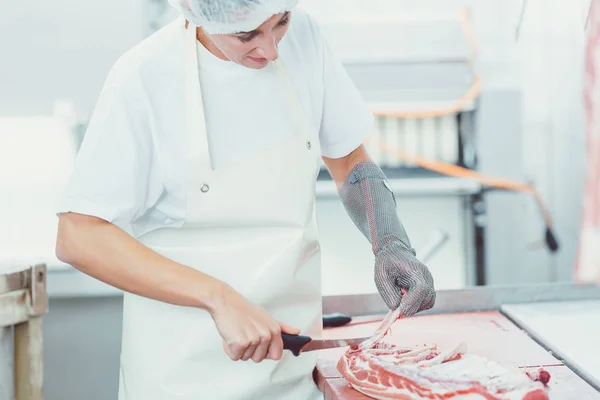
[203,12,292,69]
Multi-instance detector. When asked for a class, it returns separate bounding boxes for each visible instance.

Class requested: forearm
[324,144,370,190]
[55,212,224,313]
[325,146,414,255]
[324,145,434,313]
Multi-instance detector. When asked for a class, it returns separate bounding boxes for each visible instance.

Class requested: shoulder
[101,18,185,98]
[84,21,186,145]
[288,8,322,42]
[282,9,325,63]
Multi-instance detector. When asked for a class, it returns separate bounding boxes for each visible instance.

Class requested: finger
[241,336,259,361]
[375,274,403,310]
[418,291,436,313]
[223,340,243,361]
[266,325,283,360]
[397,287,428,317]
[251,330,272,363]
[266,324,283,360]
[266,333,284,361]
[279,322,300,335]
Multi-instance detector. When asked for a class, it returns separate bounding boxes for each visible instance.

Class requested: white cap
[168,0,298,34]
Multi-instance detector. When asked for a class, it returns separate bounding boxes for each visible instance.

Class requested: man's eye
[237,34,256,43]
[278,16,290,26]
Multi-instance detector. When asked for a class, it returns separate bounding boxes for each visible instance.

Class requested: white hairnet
[168,0,298,34]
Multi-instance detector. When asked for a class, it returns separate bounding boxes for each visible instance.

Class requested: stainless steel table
[502,300,600,392]
[320,282,600,398]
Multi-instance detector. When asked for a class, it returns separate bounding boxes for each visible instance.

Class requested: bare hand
[209,284,300,362]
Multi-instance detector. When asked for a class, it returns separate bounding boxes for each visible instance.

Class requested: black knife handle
[282,333,312,356]
[323,313,352,328]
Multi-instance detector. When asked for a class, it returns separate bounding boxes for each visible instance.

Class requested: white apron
[117,22,324,400]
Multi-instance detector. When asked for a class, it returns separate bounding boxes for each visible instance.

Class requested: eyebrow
[236,12,290,40]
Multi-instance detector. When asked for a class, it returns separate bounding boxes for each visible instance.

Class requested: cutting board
[315,311,599,399]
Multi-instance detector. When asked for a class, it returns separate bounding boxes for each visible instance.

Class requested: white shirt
[58,9,373,237]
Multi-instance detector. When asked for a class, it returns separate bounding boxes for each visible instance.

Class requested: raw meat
[337,308,551,400]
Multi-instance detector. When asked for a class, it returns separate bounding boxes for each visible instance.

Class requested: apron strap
[185,22,213,171]
[183,21,317,174]
[272,58,317,140]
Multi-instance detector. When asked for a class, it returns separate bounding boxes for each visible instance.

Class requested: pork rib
[336,309,550,400]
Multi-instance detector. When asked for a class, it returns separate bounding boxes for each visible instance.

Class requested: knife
[282,333,370,356]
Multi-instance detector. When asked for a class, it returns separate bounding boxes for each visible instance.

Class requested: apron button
[200,184,210,193]
[306,140,312,150]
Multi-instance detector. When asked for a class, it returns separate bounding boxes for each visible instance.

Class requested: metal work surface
[315,311,599,399]
[322,282,600,317]
[502,300,600,392]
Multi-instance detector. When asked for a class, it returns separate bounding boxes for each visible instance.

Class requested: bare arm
[55,212,225,313]
[56,211,301,362]
[321,144,370,187]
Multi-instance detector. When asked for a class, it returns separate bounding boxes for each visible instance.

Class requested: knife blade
[282,333,370,356]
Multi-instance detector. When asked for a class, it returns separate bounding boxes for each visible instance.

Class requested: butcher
[54,0,436,399]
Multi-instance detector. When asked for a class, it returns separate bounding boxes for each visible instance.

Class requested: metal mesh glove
[339,161,436,315]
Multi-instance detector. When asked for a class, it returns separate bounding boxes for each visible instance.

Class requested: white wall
[0,0,146,118]
[516,0,590,281]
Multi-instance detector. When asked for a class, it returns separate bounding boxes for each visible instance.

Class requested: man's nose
[256,35,278,61]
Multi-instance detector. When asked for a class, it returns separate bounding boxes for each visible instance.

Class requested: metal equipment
[0,263,49,400]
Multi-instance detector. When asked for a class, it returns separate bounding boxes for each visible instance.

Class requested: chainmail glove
[339,161,436,316]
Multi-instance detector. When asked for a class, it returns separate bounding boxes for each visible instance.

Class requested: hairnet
[168,0,298,34]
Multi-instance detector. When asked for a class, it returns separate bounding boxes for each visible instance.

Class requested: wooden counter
[0,263,48,400]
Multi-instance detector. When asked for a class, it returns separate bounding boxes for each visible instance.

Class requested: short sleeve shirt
[58,9,374,237]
